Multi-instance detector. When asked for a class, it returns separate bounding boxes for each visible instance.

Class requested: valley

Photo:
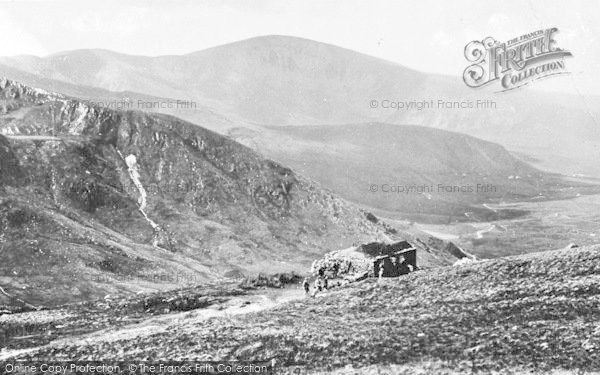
[242,123,599,223]
[414,192,600,259]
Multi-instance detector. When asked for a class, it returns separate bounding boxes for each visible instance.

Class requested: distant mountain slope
[0,38,423,125]
[0,79,462,307]
[1,36,599,177]
[232,123,592,222]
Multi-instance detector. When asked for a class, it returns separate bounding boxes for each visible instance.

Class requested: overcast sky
[0,0,598,95]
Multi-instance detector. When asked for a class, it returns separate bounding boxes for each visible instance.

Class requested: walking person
[302,277,311,296]
[313,276,322,297]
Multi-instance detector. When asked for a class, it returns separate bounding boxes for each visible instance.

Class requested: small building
[311,240,417,280]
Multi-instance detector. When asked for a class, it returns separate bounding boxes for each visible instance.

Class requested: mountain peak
[203,34,351,51]
[188,34,411,69]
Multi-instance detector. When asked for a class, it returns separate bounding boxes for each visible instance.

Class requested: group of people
[303,257,416,295]
[302,269,330,297]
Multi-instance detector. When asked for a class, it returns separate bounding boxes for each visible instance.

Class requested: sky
[0,0,598,95]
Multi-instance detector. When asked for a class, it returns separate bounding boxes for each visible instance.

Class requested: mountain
[0,38,421,126]
[0,62,592,224]
[1,36,598,224]
[1,36,599,178]
[0,79,465,307]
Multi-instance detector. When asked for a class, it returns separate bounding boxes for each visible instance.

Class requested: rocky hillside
[3,243,600,373]
[0,79,462,307]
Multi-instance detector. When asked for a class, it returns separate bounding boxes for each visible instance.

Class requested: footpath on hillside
[0,285,308,361]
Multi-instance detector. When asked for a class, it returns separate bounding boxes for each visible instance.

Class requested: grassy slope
[6,245,600,373]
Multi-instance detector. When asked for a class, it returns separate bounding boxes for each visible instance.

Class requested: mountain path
[475,225,496,239]
[0,288,306,360]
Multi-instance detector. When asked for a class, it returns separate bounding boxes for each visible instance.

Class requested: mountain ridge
[1,35,598,216]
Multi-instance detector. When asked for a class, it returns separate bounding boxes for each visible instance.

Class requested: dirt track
[0,287,306,361]
[4,135,63,141]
